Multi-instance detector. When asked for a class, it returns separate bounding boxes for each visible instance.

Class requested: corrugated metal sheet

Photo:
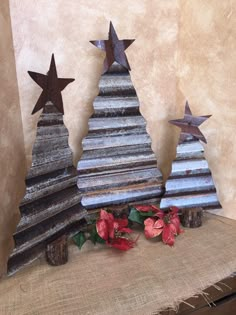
[160,135,221,210]
[77,64,164,210]
[8,103,87,275]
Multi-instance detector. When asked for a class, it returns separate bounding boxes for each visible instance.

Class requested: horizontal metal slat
[176,141,204,160]
[78,167,162,193]
[171,159,210,178]
[81,182,164,209]
[81,143,154,160]
[88,115,145,133]
[32,135,69,154]
[22,167,77,205]
[12,203,85,256]
[82,132,151,151]
[38,113,64,126]
[98,75,136,96]
[77,151,157,175]
[164,175,216,196]
[92,96,139,117]
[18,186,81,232]
[36,125,69,140]
[28,147,73,179]
[160,192,220,210]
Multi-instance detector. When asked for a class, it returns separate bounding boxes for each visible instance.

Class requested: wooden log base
[180,207,203,228]
[46,235,68,266]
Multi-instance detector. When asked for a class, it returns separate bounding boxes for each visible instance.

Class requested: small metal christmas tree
[8,55,86,274]
[77,22,164,211]
[160,101,221,227]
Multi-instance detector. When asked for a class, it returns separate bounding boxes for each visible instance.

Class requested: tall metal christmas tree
[8,55,86,274]
[77,22,164,211]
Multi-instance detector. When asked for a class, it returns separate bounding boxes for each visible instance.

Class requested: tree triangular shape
[160,104,221,210]
[77,63,164,210]
[8,104,86,274]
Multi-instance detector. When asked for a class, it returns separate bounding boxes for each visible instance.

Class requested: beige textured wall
[9,0,236,220]
[0,0,26,276]
[178,0,236,220]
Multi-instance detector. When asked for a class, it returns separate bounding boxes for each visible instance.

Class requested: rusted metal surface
[8,58,86,275]
[161,112,221,210]
[77,63,164,210]
[90,22,135,74]
[29,54,74,115]
[169,101,211,143]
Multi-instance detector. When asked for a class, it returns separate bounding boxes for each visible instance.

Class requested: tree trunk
[180,208,203,228]
[46,235,68,266]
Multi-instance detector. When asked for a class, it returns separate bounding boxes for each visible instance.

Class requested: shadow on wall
[0,0,26,277]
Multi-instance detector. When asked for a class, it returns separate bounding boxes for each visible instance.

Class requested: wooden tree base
[46,235,68,266]
[180,207,203,228]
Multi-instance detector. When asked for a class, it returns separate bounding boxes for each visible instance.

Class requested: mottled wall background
[0,0,26,277]
[0,0,235,275]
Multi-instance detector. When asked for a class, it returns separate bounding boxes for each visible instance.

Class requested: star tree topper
[28,54,75,115]
[90,21,135,74]
[169,101,211,143]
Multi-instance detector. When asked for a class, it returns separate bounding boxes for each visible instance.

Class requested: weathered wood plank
[161,276,236,315]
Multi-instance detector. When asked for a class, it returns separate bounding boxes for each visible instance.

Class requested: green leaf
[139,211,155,217]
[128,208,145,225]
[73,232,86,249]
[89,226,106,245]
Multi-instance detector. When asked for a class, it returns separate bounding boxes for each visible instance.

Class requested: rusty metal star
[169,101,211,143]
[28,54,75,115]
[90,21,135,74]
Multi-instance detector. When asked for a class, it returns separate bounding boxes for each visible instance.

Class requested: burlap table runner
[0,213,235,315]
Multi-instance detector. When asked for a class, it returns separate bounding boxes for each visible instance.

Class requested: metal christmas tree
[8,55,86,274]
[160,102,221,227]
[77,22,164,211]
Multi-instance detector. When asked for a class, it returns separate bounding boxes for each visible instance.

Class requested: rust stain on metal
[90,22,135,74]
[169,101,211,144]
[28,54,74,114]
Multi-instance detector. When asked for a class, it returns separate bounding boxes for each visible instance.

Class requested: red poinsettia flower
[96,209,134,250]
[110,237,137,251]
[135,205,163,217]
[144,206,183,246]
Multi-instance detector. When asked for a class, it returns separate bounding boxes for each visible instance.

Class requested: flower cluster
[96,209,137,250]
[140,206,183,246]
[73,206,183,251]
